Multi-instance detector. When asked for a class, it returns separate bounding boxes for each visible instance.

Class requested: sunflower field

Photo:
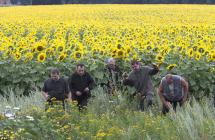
[0,5,215,98]
[0,4,215,140]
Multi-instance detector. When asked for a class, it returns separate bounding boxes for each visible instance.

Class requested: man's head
[76,64,85,76]
[165,74,173,84]
[51,68,60,81]
[107,58,116,69]
[131,60,141,71]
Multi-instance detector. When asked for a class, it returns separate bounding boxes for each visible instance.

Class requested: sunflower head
[116,50,124,58]
[57,46,64,52]
[25,52,33,62]
[37,53,46,62]
[166,64,177,71]
[73,51,83,60]
[210,52,215,61]
[198,47,205,54]
[155,54,164,62]
[37,45,44,52]
[58,53,67,62]
[14,51,21,61]
[187,48,194,58]
[195,52,201,61]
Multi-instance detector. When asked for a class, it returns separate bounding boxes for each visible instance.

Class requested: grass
[0,87,215,140]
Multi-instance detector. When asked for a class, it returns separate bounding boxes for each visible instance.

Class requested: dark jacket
[123,66,159,94]
[68,72,94,99]
[42,78,69,101]
[104,65,122,88]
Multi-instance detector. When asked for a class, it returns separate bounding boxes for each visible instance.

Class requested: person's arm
[148,64,159,75]
[68,75,82,98]
[181,78,189,104]
[123,79,134,86]
[42,82,49,100]
[68,92,72,100]
[88,74,94,90]
[68,76,76,94]
[123,72,134,86]
[64,79,70,100]
[158,82,166,105]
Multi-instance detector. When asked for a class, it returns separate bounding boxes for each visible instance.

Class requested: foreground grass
[0,87,215,140]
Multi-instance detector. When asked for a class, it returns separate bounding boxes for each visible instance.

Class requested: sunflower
[210,52,215,61]
[46,47,54,56]
[36,45,44,52]
[24,52,34,62]
[195,52,201,61]
[187,48,194,58]
[116,50,124,58]
[126,47,131,53]
[167,64,177,71]
[14,51,21,61]
[57,46,65,52]
[161,47,170,55]
[117,44,122,49]
[145,45,154,52]
[198,47,205,54]
[73,51,83,60]
[57,53,67,62]
[155,54,164,62]
[37,53,46,62]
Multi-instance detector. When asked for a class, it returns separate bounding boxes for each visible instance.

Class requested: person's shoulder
[141,66,151,70]
[67,73,75,81]
[128,70,134,75]
[173,75,182,79]
[161,77,166,83]
[59,77,67,82]
[44,78,52,85]
[45,78,52,83]
[70,72,77,77]
[85,72,92,77]
[161,76,166,80]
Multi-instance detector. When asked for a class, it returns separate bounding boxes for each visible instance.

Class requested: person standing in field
[157,73,189,114]
[123,60,159,111]
[68,64,94,110]
[42,68,70,110]
[102,58,122,95]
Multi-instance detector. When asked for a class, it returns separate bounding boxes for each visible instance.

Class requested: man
[42,68,70,110]
[123,60,159,111]
[68,64,94,110]
[157,74,189,114]
[102,58,122,94]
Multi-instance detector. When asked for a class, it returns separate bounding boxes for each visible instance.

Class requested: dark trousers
[162,99,182,114]
[130,91,153,111]
[72,93,90,111]
[77,98,89,110]
[139,93,153,111]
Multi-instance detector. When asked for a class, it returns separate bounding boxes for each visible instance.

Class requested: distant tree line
[8,0,215,5]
